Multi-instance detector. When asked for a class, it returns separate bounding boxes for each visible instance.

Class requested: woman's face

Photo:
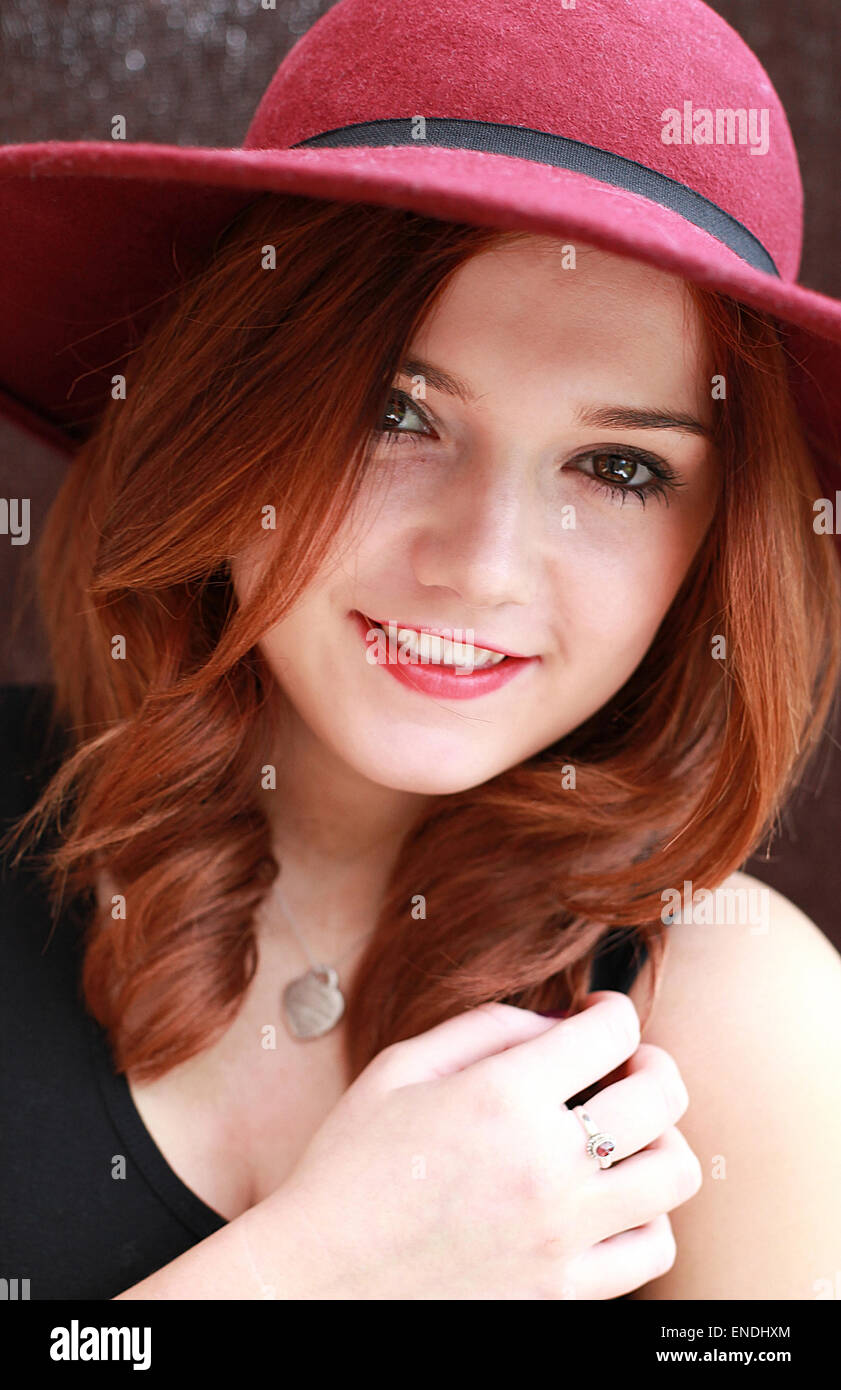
[232,238,721,795]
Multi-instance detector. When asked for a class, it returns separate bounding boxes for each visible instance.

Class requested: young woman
[2,0,841,1301]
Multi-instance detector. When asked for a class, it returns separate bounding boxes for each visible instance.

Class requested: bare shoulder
[626,869,841,1299]
[632,868,841,1017]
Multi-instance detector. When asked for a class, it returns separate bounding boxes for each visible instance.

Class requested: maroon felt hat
[1,0,840,497]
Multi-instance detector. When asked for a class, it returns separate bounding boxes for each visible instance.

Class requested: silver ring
[572,1106,618,1169]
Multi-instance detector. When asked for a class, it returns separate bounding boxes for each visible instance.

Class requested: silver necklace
[275,885,376,1041]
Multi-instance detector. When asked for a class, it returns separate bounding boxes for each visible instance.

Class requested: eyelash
[374,389,686,509]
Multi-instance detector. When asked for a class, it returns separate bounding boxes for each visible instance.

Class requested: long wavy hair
[4,191,840,1085]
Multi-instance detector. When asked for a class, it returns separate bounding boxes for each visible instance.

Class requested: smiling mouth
[360,612,537,661]
[351,610,539,699]
[360,613,517,668]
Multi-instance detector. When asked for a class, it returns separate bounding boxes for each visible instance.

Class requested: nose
[410,450,540,610]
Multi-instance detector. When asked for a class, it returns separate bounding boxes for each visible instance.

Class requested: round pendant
[282,966,345,1039]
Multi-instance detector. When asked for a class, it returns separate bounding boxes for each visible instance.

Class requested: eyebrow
[397,356,713,440]
[575,404,713,440]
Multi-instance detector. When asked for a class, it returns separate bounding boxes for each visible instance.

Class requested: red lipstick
[364,614,531,661]
[351,611,540,701]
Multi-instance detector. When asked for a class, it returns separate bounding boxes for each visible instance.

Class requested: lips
[351,610,539,701]
[360,612,529,661]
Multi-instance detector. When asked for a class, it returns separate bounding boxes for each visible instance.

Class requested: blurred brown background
[1,0,840,949]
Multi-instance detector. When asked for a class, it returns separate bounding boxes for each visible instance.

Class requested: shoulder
[627,870,841,1298]
[635,868,841,1006]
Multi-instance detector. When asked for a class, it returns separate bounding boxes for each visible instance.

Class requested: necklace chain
[275,883,380,1040]
[274,884,378,972]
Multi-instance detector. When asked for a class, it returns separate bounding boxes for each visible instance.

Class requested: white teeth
[377,622,507,667]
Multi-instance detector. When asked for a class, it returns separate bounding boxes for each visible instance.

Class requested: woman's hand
[273,990,702,1299]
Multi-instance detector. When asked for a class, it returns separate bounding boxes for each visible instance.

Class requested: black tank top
[0,682,647,1299]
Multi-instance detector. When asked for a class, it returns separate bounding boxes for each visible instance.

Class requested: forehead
[413,238,710,410]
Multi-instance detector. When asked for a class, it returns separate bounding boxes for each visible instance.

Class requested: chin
[339,736,512,797]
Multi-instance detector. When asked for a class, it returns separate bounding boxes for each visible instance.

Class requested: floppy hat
[1,0,839,504]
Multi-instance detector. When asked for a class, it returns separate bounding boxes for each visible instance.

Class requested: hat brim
[1,138,839,489]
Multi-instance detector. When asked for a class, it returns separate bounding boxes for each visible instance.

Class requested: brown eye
[376,389,435,443]
[567,446,684,509]
[592,452,642,484]
[382,396,408,429]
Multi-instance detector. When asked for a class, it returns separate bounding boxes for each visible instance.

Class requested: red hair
[5,192,840,1084]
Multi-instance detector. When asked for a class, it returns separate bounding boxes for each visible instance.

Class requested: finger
[370,1001,560,1086]
[564,1042,689,1165]
[562,1213,677,1300]
[576,1126,703,1246]
[473,991,641,1106]
[571,1029,653,1096]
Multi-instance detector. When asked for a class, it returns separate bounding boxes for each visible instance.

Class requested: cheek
[556,518,698,660]
[343,460,418,535]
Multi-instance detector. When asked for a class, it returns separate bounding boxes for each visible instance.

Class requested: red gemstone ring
[572,1106,618,1170]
